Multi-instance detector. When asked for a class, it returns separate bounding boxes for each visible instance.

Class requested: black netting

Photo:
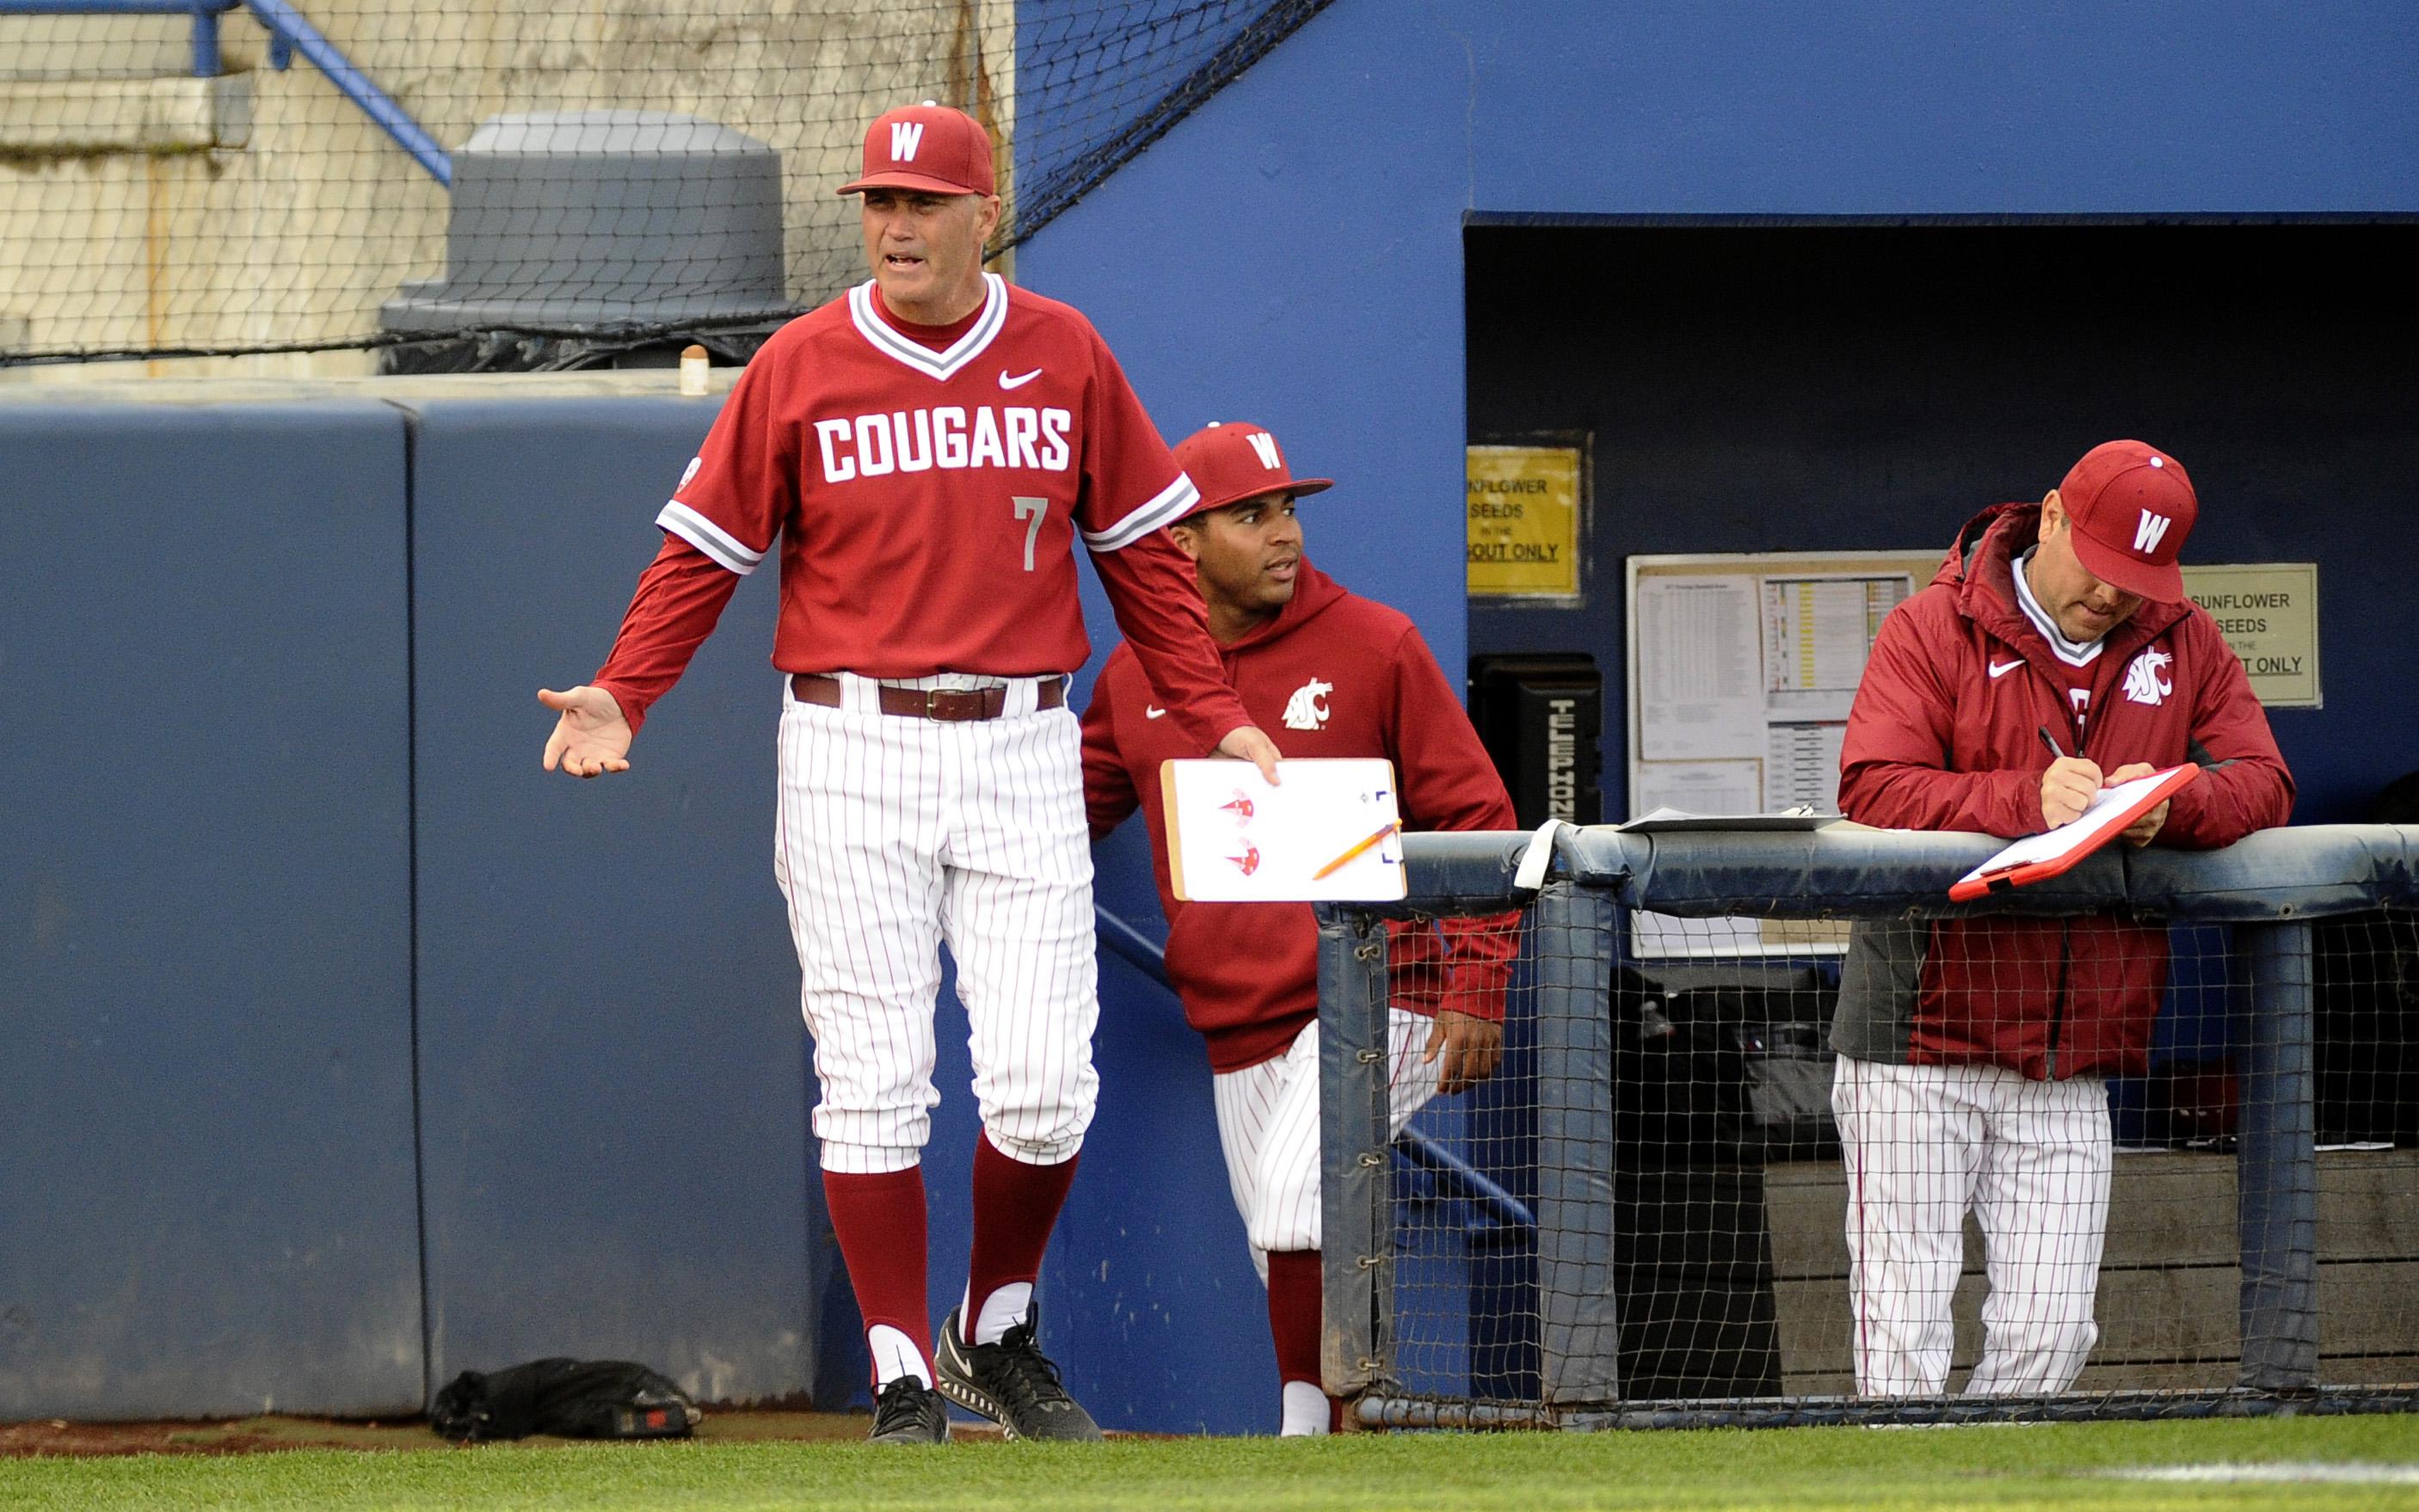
[1357,900,2419,1427]
[0,0,1329,365]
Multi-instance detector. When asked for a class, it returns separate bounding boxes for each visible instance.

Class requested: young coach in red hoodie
[1081,421,1518,1435]
[1831,439,2292,1398]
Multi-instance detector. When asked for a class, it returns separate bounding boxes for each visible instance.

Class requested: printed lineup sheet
[1627,551,1938,956]
[1160,758,1406,902]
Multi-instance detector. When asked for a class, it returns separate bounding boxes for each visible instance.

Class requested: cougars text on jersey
[814,406,1074,482]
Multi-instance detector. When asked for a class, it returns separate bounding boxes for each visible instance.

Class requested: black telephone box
[1468,653,1603,829]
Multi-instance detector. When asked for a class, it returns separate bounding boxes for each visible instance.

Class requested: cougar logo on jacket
[2122,646,2174,707]
[1282,678,1333,731]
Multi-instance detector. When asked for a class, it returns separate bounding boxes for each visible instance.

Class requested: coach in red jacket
[1830,439,2293,1398]
[1083,421,1517,1435]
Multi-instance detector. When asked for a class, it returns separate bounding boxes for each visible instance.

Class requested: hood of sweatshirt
[1213,557,1351,660]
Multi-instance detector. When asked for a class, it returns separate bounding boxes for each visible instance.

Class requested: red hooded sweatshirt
[1831,501,2294,1079]
[1082,562,1518,1072]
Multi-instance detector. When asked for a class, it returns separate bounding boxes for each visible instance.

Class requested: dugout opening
[1460,214,2419,830]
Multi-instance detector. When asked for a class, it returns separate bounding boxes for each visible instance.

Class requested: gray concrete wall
[0,2,1013,361]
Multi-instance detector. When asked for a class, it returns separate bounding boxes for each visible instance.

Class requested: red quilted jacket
[1831,502,2293,1079]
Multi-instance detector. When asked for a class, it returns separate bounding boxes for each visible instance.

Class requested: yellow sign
[1468,446,1581,598]
[2181,562,2321,708]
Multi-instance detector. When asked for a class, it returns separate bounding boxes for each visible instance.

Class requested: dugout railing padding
[1316,823,2419,1429]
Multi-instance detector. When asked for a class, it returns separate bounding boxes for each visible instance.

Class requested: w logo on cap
[1245,432,1282,470]
[889,121,925,162]
[2133,510,2173,553]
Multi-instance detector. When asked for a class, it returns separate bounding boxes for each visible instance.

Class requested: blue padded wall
[0,400,422,1419]
[406,396,834,1404]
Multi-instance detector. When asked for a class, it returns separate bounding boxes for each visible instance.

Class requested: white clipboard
[1160,758,1406,902]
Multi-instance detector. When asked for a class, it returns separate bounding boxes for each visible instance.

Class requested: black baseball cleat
[933,1305,1105,1441]
[866,1377,951,1444]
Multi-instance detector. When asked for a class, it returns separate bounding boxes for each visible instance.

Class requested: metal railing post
[2235,918,2320,1391]
[1532,877,1622,1404]
[1318,907,1393,1404]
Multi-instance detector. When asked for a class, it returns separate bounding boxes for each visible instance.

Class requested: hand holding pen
[2038,725,2104,829]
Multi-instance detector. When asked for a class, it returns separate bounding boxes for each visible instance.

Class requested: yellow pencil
[1311,821,1401,881]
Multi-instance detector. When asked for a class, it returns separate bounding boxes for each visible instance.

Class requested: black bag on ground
[1613,972,1841,1165]
[1727,1016,1841,1162]
[430,1358,701,1442]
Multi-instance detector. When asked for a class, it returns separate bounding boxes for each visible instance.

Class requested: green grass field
[4,1416,2418,1512]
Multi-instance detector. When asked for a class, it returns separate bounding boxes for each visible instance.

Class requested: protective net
[1356,891,2419,1428]
[0,0,1328,366]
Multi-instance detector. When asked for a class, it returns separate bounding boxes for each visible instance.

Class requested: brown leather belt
[789,672,1065,722]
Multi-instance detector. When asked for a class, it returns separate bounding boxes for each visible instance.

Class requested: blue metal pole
[242,0,450,186]
[1393,1128,1536,1235]
[1092,905,1173,992]
[190,2,220,76]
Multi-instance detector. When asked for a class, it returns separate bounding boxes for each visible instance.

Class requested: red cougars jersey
[605,274,1250,751]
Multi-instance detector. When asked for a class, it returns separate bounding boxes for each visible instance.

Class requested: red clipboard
[1948,763,2200,901]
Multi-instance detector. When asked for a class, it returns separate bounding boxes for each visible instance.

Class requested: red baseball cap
[838,102,996,197]
[2056,439,2198,603]
[1172,422,1333,520]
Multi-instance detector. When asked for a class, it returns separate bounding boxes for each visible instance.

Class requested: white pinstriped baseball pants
[1211,1008,1441,1278]
[775,673,1099,1176]
[1831,1056,2112,1397]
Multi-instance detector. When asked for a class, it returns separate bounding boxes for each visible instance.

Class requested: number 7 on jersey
[1013,495,1047,571]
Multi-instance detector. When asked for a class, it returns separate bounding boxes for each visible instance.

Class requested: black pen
[2038,726,2067,762]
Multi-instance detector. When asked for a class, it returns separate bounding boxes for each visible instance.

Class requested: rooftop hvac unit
[380,111,793,372]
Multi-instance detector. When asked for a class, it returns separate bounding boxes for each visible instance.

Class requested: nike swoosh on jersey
[1000,367,1043,390]
[1989,658,2025,679]
[1145,705,1167,719]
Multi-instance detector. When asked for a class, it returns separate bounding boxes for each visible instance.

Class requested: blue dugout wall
[3,0,2413,1433]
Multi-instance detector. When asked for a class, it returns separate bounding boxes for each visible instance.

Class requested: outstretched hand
[539,685,632,778]
[1216,724,1283,786]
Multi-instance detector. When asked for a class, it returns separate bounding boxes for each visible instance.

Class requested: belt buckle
[923,686,985,721]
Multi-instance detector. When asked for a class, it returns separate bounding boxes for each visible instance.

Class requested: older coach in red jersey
[537,103,1283,1445]
[1082,421,1517,1435]
[1829,439,2292,1398]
